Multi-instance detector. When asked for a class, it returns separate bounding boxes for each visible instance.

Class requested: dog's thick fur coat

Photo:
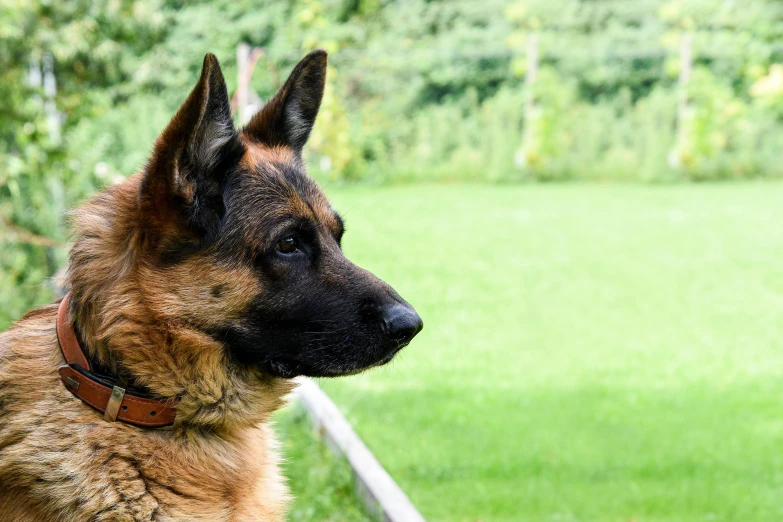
[0,51,421,521]
[0,302,291,521]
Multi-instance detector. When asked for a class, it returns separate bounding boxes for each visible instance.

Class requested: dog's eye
[275,236,299,254]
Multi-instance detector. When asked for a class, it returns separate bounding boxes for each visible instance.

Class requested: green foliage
[504,0,783,181]
[0,0,166,326]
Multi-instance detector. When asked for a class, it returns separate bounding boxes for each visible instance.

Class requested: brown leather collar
[56,294,178,427]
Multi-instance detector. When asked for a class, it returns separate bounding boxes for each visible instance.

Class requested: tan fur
[0,168,295,521]
[239,140,297,168]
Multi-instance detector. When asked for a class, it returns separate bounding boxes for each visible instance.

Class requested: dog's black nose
[381,303,423,348]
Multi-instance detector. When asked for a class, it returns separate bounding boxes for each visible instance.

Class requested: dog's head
[137,51,421,378]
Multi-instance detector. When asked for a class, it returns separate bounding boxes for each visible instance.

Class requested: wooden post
[233,44,269,124]
[42,53,61,146]
[236,43,251,125]
[517,32,539,169]
[524,32,539,125]
[670,32,692,169]
[296,379,427,522]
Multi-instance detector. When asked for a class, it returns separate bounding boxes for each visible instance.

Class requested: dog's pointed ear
[145,54,239,201]
[142,53,242,235]
[243,50,327,154]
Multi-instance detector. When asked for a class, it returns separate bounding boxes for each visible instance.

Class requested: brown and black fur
[0,51,422,521]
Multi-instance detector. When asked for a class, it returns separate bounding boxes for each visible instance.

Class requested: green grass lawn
[316,183,783,522]
[275,404,373,522]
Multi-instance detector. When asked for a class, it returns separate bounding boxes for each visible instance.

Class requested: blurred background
[3,1,783,521]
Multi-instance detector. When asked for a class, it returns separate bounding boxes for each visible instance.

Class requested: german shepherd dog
[0,51,422,521]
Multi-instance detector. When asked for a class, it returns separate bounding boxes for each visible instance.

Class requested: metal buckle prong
[104,385,126,422]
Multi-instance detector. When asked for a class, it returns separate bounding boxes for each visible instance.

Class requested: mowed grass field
[316,183,783,522]
[275,405,372,522]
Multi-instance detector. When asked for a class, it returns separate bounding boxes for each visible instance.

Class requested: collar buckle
[104,385,126,422]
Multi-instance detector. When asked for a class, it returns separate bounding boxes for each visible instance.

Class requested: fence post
[524,32,539,126]
[41,53,61,146]
[670,32,692,169]
[516,32,539,170]
[233,44,269,124]
[236,43,251,125]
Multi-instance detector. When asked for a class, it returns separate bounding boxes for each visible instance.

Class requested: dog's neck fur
[65,173,294,432]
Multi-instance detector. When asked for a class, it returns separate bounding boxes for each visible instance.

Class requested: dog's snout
[381,302,423,348]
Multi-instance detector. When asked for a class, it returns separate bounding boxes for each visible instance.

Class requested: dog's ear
[243,49,327,154]
[142,53,242,237]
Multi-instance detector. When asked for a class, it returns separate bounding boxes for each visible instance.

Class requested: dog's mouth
[261,344,403,379]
